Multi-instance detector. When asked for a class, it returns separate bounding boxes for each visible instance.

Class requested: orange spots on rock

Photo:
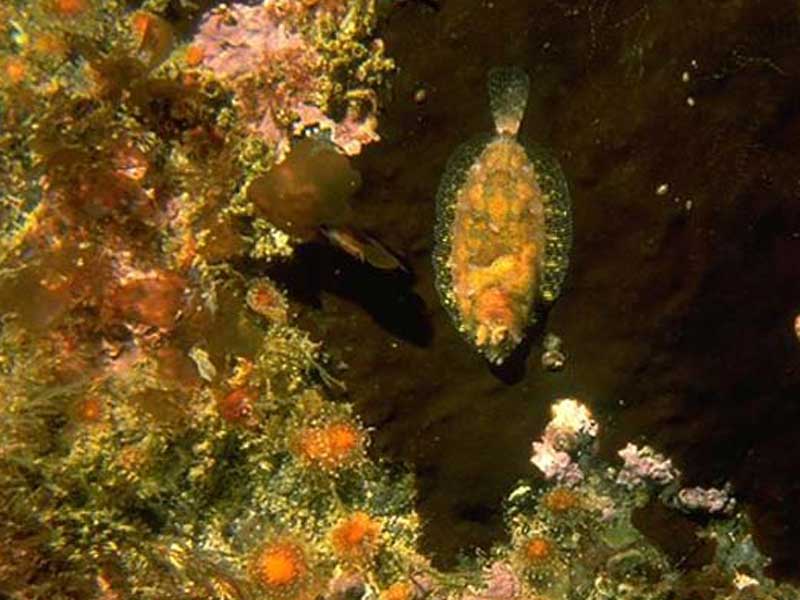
[246,279,289,324]
[185,45,205,67]
[542,488,580,513]
[294,421,364,471]
[3,57,27,86]
[380,582,415,600]
[523,536,553,564]
[251,539,316,599]
[51,0,90,17]
[327,424,361,453]
[331,512,381,563]
[258,544,305,586]
[74,395,103,423]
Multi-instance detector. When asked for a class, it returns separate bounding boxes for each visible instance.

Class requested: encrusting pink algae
[192,1,391,159]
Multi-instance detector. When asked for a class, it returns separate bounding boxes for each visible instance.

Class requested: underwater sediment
[2,0,800,598]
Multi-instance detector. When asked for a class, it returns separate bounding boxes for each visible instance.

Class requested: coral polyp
[331,512,382,564]
[50,0,90,18]
[293,420,366,472]
[522,536,554,565]
[72,395,104,424]
[251,539,315,598]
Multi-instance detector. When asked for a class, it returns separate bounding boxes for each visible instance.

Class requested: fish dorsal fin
[487,66,530,137]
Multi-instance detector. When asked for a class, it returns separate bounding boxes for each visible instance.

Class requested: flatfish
[432,67,571,364]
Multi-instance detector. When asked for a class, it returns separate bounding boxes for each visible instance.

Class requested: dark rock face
[283,0,800,579]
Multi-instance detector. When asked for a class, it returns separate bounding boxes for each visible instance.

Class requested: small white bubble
[681,71,690,83]
[656,183,669,196]
[686,97,696,107]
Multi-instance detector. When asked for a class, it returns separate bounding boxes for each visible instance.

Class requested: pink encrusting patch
[192,2,381,157]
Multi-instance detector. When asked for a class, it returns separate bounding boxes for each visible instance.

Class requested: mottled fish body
[432,67,572,364]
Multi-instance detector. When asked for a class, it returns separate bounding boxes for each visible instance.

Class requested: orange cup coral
[251,539,316,600]
[523,536,553,564]
[541,487,581,514]
[73,395,104,423]
[380,582,415,600]
[3,57,27,86]
[331,512,381,563]
[51,0,90,17]
[294,421,365,471]
[185,45,205,67]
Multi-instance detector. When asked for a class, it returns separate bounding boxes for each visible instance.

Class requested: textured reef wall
[1,0,800,599]
[0,1,412,597]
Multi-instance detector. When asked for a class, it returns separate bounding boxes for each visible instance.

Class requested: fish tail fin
[488,66,530,137]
